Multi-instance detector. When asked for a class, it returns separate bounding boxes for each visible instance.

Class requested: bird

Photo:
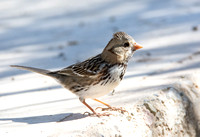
[11,32,142,117]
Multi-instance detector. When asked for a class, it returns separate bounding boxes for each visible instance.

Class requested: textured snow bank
[72,73,200,137]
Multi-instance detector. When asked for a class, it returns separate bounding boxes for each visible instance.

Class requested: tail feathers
[11,65,51,76]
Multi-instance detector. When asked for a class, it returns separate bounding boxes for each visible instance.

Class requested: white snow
[0,0,200,136]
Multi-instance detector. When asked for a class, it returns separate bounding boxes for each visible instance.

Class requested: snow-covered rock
[73,74,200,137]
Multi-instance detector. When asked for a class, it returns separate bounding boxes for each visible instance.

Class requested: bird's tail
[10,65,53,77]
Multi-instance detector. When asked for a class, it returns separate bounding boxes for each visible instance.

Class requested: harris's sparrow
[11,32,142,116]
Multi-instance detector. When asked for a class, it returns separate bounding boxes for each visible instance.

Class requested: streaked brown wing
[57,65,98,77]
[56,54,106,77]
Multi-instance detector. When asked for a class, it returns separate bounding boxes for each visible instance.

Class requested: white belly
[77,65,124,99]
[82,80,120,98]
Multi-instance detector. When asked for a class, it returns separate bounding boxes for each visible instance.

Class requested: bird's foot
[84,111,111,117]
[96,107,128,114]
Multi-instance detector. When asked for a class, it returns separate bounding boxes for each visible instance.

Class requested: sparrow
[11,32,142,116]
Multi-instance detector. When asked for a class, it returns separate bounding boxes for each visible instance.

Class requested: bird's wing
[55,54,107,77]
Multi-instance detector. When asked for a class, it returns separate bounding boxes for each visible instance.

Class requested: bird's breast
[77,64,126,99]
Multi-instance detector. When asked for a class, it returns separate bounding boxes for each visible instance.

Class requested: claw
[95,107,104,111]
[83,111,92,116]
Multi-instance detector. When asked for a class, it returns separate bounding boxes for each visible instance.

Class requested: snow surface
[0,0,200,136]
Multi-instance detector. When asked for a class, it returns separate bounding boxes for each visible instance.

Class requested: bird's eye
[124,42,129,47]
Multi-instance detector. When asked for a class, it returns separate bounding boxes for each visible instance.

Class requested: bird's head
[101,32,142,64]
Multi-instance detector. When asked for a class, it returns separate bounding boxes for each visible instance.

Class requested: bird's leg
[79,98,110,117]
[93,98,112,108]
[79,98,96,114]
[93,98,128,114]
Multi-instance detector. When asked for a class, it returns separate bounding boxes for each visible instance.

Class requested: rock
[192,26,198,31]
[68,41,78,46]
[75,74,200,137]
